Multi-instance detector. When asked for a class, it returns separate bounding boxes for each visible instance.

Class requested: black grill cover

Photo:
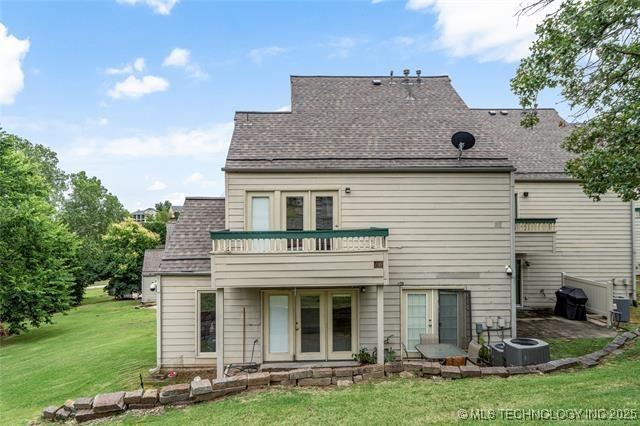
[554,286,588,320]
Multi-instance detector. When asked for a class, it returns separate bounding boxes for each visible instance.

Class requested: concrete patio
[517,309,616,340]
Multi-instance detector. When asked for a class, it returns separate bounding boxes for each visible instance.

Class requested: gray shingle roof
[142,248,164,275]
[469,108,575,180]
[226,76,513,171]
[160,197,225,274]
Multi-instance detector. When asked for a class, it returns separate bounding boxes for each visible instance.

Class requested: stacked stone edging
[42,328,640,423]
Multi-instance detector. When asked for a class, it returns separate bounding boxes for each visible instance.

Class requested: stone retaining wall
[42,329,640,423]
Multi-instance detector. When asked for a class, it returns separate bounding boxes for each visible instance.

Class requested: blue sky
[1,0,567,210]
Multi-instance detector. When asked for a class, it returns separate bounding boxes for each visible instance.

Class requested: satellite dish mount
[451,131,476,160]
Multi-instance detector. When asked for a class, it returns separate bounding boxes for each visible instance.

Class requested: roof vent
[488,110,497,116]
[416,69,422,84]
[500,110,509,115]
[403,68,410,83]
[372,79,382,86]
[389,70,395,84]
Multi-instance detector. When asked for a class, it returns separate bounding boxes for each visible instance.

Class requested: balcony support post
[376,285,384,365]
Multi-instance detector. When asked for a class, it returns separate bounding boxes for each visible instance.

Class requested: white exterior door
[403,290,437,352]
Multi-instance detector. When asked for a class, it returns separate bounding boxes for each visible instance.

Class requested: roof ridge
[185,196,225,200]
[290,75,450,79]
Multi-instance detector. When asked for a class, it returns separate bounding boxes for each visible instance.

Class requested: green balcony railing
[515,218,556,233]
[211,228,389,254]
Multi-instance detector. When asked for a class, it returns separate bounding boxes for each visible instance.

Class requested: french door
[403,290,437,353]
[263,289,357,361]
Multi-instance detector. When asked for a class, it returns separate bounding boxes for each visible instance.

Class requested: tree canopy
[511,0,640,201]
[102,219,160,298]
[0,131,79,334]
[143,200,175,244]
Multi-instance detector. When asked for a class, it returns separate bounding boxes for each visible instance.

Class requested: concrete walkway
[517,311,616,339]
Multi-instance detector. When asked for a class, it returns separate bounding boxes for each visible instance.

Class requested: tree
[0,131,79,334]
[511,0,640,201]
[102,219,160,298]
[7,132,67,206]
[143,200,174,244]
[60,172,128,303]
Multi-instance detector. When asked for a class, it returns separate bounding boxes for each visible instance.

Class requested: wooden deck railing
[515,218,556,233]
[210,228,389,254]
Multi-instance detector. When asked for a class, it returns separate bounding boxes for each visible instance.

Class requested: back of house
[154,73,635,375]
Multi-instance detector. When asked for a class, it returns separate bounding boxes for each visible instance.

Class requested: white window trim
[196,290,217,359]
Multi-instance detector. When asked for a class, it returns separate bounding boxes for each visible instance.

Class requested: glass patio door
[263,292,293,361]
[328,292,356,359]
[295,292,326,360]
[404,291,435,352]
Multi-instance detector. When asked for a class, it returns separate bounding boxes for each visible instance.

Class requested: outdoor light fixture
[150,283,157,292]
[505,265,513,275]
[345,187,351,194]
[523,192,529,198]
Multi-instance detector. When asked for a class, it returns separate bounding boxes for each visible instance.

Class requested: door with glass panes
[263,289,357,361]
[281,191,338,251]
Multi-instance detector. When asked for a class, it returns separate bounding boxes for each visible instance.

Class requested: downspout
[631,203,637,302]
[152,276,162,372]
[510,172,517,337]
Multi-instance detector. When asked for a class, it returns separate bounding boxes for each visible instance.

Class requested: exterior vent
[372,79,382,86]
[488,110,497,116]
[500,110,509,115]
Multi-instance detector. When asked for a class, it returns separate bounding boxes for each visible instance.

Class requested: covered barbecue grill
[554,286,588,320]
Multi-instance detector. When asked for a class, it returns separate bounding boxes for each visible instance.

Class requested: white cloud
[406,0,553,62]
[116,0,179,15]
[164,192,185,206]
[94,122,234,157]
[275,105,291,112]
[147,180,167,191]
[248,46,287,64]
[163,47,208,80]
[133,57,145,72]
[163,48,189,67]
[371,0,384,3]
[184,172,204,183]
[391,36,416,47]
[108,75,169,99]
[325,37,359,59]
[0,23,30,105]
[105,57,145,75]
[87,117,109,126]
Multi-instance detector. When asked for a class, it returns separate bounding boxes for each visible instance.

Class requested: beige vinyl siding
[224,172,514,352]
[160,275,214,367]
[515,233,554,253]
[516,181,633,306]
[141,275,158,304]
[222,288,262,365]
[359,286,378,351]
[214,251,386,288]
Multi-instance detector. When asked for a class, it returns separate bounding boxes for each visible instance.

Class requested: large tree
[511,0,640,201]
[102,219,160,298]
[143,200,175,244]
[0,131,79,334]
[60,172,128,303]
[9,132,67,206]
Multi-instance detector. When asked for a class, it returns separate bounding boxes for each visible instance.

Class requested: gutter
[222,166,516,173]
[632,203,637,302]
[509,171,517,337]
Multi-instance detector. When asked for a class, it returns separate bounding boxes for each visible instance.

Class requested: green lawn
[1,289,638,425]
[0,288,156,424]
[110,342,640,425]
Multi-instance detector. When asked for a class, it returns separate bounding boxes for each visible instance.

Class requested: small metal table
[415,343,467,361]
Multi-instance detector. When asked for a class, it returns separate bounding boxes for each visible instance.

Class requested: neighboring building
[132,208,157,223]
[153,74,635,375]
[471,108,636,306]
[132,206,183,223]
[141,248,164,304]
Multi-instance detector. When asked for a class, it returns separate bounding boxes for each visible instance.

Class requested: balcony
[210,228,389,289]
[515,218,556,233]
[515,218,556,254]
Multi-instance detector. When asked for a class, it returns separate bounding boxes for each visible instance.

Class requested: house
[470,108,637,306]
[132,208,156,223]
[141,248,164,304]
[154,74,635,376]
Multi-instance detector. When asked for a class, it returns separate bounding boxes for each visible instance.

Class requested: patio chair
[420,333,439,345]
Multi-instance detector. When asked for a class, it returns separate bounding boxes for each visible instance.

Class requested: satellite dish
[451,131,476,160]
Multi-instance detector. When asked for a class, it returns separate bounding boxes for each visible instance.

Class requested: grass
[1,288,638,425]
[0,288,156,425]
[109,341,640,425]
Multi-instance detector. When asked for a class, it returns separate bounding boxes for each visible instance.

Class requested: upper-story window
[246,191,338,234]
